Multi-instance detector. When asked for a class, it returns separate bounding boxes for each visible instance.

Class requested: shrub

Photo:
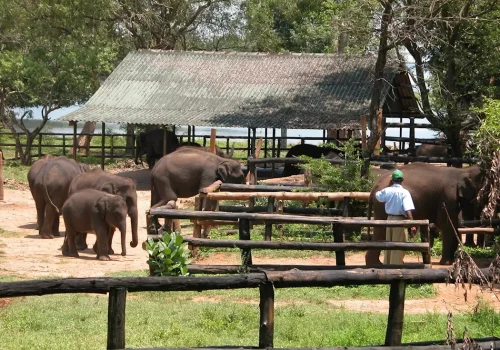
[145,232,191,276]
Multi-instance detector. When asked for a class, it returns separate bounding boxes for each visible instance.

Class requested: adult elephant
[32,156,90,239]
[135,128,179,168]
[415,144,448,157]
[151,147,245,209]
[366,163,483,265]
[27,154,56,230]
[282,144,340,177]
[62,189,128,260]
[68,168,139,252]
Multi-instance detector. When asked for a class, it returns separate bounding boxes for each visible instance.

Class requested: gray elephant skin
[175,144,235,159]
[135,129,179,168]
[62,189,128,260]
[32,156,90,239]
[68,168,139,252]
[151,147,245,209]
[282,143,347,177]
[366,162,483,265]
[416,144,448,157]
[27,154,56,230]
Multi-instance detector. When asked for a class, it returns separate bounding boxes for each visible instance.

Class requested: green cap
[392,169,404,180]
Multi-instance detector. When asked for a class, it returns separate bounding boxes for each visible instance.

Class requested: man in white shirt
[375,169,417,264]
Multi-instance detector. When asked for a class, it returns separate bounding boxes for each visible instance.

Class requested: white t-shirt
[375,184,415,217]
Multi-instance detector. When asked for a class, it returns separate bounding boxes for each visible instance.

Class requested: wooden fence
[147,209,431,269]
[0,270,496,350]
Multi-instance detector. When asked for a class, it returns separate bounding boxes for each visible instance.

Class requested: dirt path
[1,170,499,314]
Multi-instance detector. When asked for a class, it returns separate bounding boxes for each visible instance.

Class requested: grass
[0,228,25,238]
[0,290,496,350]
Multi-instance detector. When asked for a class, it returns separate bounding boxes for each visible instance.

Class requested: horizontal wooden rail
[370,155,476,164]
[459,218,500,227]
[203,191,370,201]
[187,263,432,274]
[148,209,429,227]
[183,237,429,252]
[218,205,342,215]
[0,268,492,298]
[219,183,326,192]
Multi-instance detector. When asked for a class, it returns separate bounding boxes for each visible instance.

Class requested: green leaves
[146,232,191,277]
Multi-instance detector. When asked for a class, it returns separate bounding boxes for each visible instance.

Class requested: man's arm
[406,210,417,237]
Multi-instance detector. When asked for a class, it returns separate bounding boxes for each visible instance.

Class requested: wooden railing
[0,270,496,350]
[147,209,431,269]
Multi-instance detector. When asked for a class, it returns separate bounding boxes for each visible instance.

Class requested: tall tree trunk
[361,0,395,177]
[77,121,96,155]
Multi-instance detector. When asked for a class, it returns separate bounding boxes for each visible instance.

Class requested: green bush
[145,232,191,276]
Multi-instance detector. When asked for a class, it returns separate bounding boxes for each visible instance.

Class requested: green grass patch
[0,228,25,238]
[0,291,496,350]
[1,161,30,183]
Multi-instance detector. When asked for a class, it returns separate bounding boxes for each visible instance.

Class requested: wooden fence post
[107,287,127,350]
[239,218,252,267]
[361,115,367,152]
[72,122,77,160]
[259,282,275,349]
[385,281,406,346]
[101,122,106,170]
[265,197,275,241]
[38,134,42,158]
[420,224,431,264]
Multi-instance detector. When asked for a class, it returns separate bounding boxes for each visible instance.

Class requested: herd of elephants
[25,128,484,265]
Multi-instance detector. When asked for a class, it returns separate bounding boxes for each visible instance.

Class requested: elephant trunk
[129,208,139,248]
[119,222,127,256]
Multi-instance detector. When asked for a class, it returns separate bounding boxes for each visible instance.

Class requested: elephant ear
[217,161,231,180]
[457,175,477,207]
[101,182,117,194]
[95,196,107,220]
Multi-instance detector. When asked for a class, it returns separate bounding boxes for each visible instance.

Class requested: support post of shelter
[210,129,217,154]
[0,150,3,201]
[101,122,105,170]
[163,128,167,156]
[71,121,77,160]
[361,115,367,151]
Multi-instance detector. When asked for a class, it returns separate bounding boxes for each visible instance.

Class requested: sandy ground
[0,166,499,315]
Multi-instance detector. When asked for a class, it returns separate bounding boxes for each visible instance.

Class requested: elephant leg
[476,234,486,248]
[35,198,46,234]
[365,226,385,265]
[52,215,61,237]
[96,229,111,261]
[439,212,459,265]
[63,229,79,257]
[107,228,115,255]
[40,205,56,239]
[76,232,88,251]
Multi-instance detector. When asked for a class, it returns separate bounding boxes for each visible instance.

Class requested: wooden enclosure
[0,271,496,350]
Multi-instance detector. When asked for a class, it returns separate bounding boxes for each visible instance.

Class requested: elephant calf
[62,189,128,261]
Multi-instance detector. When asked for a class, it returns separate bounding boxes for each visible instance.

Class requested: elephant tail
[44,184,60,215]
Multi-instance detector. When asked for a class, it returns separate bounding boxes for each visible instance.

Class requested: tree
[0,0,118,165]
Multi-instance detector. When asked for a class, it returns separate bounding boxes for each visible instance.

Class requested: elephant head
[456,166,484,220]
[217,160,245,184]
[100,181,139,249]
[96,194,128,256]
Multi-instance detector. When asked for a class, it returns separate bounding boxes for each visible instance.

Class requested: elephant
[366,162,484,265]
[150,147,245,210]
[27,154,56,230]
[135,128,179,168]
[68,168,139,252]
[282,144,341,177]
[174,144,235,159]
[32,156,90,239]
[61,189,128,260]
[415,144,448,157]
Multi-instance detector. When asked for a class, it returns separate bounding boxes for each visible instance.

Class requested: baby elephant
[62,189,128,261]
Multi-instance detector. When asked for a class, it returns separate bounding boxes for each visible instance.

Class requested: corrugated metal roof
[59,50,408,129]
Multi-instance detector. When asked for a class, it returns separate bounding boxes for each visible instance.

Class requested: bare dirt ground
[1,165,499,314]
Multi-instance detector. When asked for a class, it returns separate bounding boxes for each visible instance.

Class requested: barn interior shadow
[115,169,151,191]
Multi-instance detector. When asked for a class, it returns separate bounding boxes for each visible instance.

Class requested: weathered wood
[209,128,216,154]
[459,218,500,227]
[183,237,430,252]
[187,263,432,274]
[265,268,492,288]
[458,227,499,234]
[101,122,106,170]
[218,205,342,216]
[204,191,370,201]
[0,274,268,298]
[193,220,238,226]
[0,150,3,200]
[265,197,275,241]
[370,155,476,164]
[385,281,406,346]
[239,219,252,266]
[148,209,429,227]
[219,183,325,192]
[259,282,274,348]
[361,115,366,151]
[200,180,222,195]
[107,287,127,350]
